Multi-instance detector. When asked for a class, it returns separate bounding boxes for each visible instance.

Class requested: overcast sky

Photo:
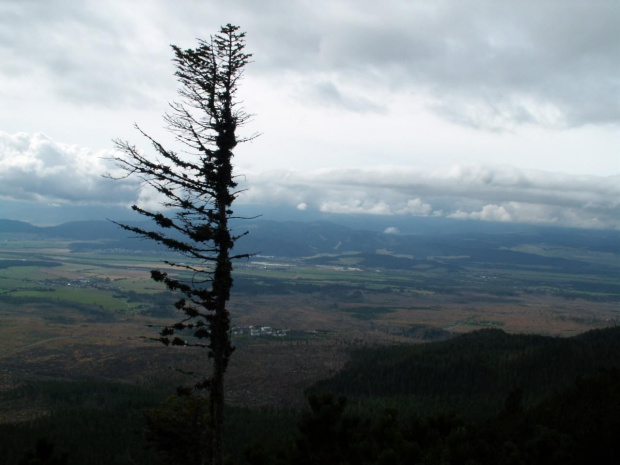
[1,0,619,229]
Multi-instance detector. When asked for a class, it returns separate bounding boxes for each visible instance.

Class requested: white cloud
[384,226,400,234]
[0,132,138,204]
[447,201,613,229]
[1,132,618,230]
[241,165,620,229]
[402,198,433,216]
[320,199,393,215]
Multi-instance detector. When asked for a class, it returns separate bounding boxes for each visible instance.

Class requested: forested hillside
[310,326,620,419]
[3,326,620,464]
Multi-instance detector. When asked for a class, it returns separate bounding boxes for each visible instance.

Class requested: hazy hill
[0,218,40,234]
[2,218,620,274]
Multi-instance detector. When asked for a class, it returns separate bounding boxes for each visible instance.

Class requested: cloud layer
[0,132,137,204]
[1,2,618,230]
[242,165,620,229]
[266,0,620,129]
[2,0,619,130]
[1,132,618,230]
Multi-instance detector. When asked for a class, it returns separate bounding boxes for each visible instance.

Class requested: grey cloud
[306,80,386,113]
[0,132,139,204]
[5,1,617,127]
[0,1,175,109]
[250,0,620,128]
[313,166,620,213]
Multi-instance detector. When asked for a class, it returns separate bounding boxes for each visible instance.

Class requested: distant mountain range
[2,216,620,274]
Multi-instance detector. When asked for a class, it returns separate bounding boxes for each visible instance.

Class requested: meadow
[2,229,619,411]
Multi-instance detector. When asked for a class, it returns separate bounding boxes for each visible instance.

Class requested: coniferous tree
[109,24,254,465]
[18,438,68,465]
[145,394,211,465]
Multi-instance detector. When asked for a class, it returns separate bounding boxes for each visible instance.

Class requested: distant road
[0,336,71,357]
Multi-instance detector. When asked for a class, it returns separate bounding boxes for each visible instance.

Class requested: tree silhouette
[109,24,254,465]
[145,393,211,465]
[18,438,68,465]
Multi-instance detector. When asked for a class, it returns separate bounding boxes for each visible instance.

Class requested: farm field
[1,228,619,414]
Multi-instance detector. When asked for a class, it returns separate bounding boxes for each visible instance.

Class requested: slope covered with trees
[310,326,620,419]
[3,327,620,464]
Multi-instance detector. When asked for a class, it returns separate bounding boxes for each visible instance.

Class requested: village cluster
[232,325,288,337]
